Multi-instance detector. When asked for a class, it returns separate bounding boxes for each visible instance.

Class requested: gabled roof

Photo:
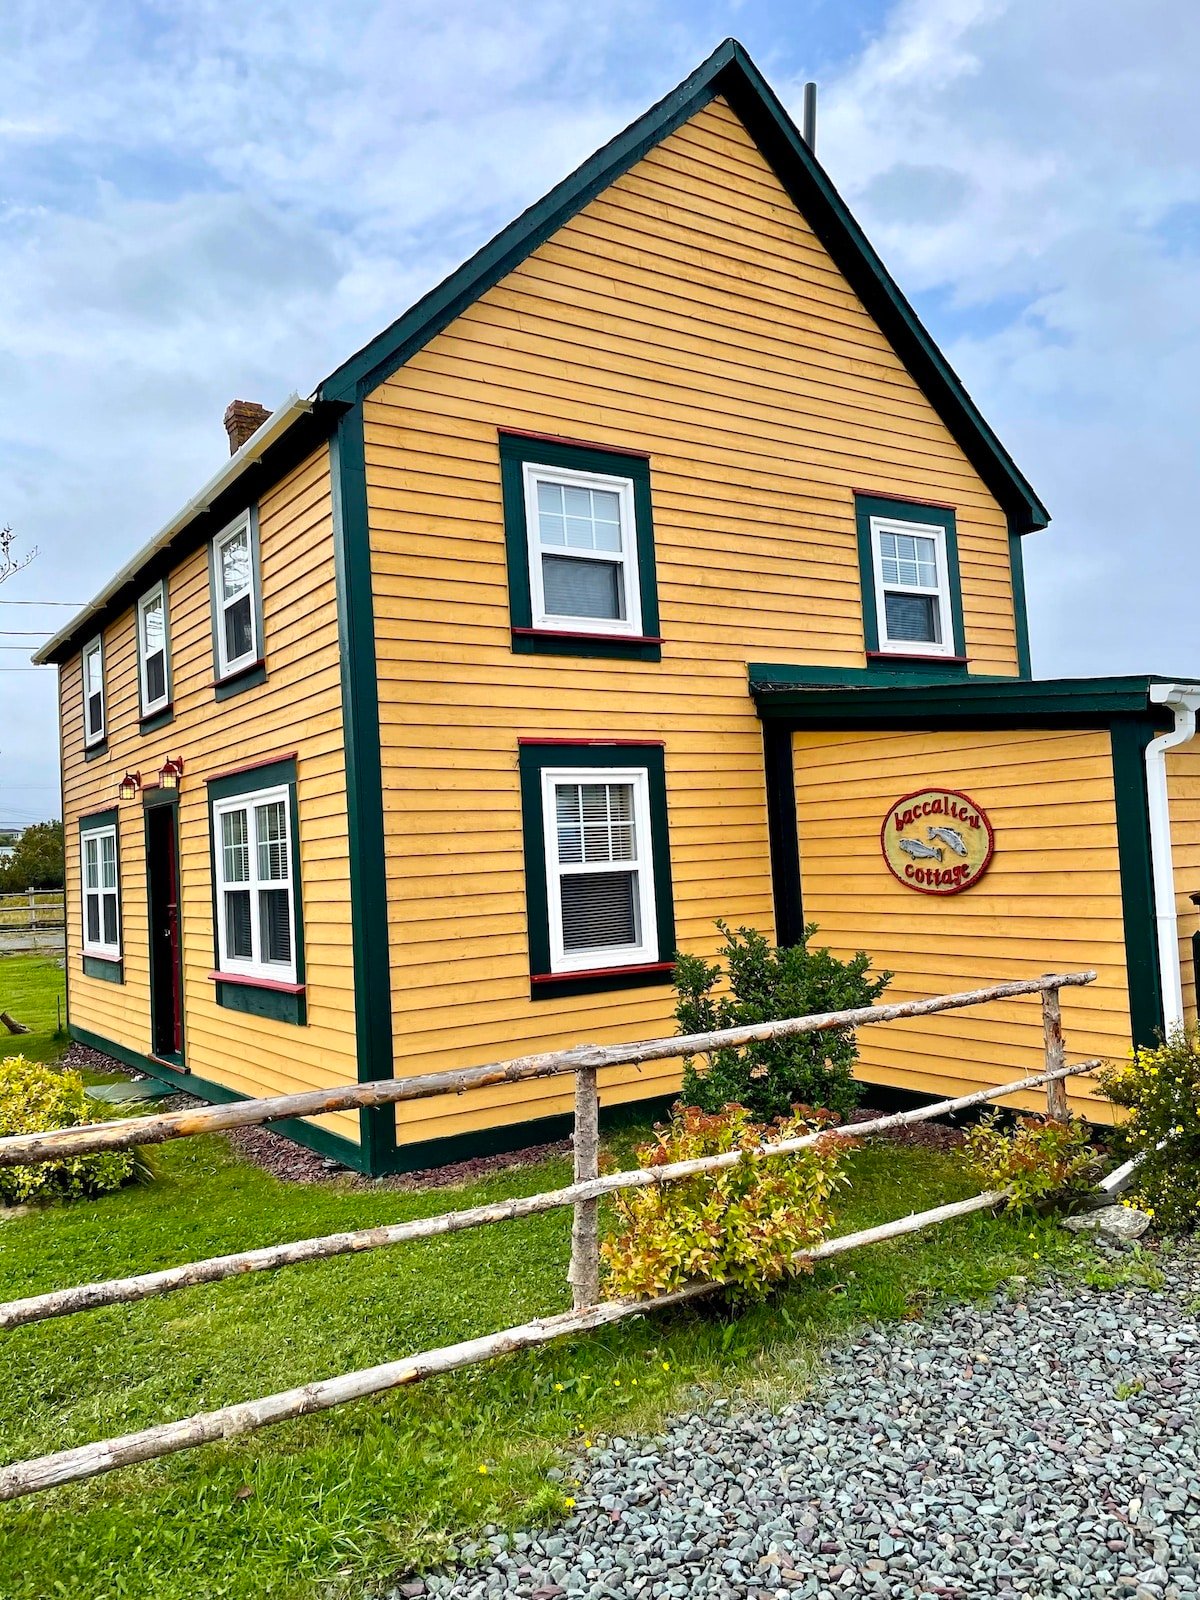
[37,38,1046,668]
[318,37,1049,534]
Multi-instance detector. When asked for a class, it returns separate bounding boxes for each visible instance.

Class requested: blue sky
[2,0,1199,827]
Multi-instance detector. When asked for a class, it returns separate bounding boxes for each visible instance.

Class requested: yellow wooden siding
[59,446,360,1143]
[1168,739,1200,1026]
[362,95,1025,1147]
[791,728,1128,1117]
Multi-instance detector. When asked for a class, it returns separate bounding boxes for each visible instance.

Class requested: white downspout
[1145,683,1200,1033]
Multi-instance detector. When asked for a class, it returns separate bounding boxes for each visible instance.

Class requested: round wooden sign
[881,788,994,895]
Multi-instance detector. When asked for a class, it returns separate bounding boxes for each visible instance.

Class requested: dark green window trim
[78,807,124,983]
[499,433,662,662]
[209,505,266,695]
[518,740,676,1000]
[82,955,122,984]
[205,756,307,1026]
[138,706,175,735]
[83,738,109,762]
[854,493,967,672]
[67,1022,363,1170]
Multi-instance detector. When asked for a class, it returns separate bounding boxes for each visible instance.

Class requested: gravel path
[408,1255,1200,1600]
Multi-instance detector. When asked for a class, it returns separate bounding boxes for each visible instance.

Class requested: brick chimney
[223,399,271,455]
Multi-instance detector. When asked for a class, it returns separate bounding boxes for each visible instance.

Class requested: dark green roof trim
[331,405,397,1173]
[317,40,1047,535]
[751,672,1185,729]
[1008,519,1033,679]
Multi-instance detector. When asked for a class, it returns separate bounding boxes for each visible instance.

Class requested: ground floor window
[206,757,306,1023]
[80,811,121,968]
[518,740,676,997]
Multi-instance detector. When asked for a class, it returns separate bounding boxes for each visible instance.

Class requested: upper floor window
[212,512,261,681]
[136,581,170,716]
[80,817,120,962]
[82,635,105,746]
[854,493,966,668]
[498,432,662,662]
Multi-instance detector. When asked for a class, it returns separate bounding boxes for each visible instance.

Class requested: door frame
[144,789,185,1067]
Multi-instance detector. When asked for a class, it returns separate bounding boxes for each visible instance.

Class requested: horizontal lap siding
[792,729,1129,1118]
[363,96,1024,1147]
[60,446,359,1143]
[1168,741,1200,1026]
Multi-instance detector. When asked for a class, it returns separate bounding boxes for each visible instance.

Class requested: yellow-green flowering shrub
[962,1111,1095,1210]
[601,1103,851,1303]
[1100,1029,1200,1230]
[0,1055,141,1204]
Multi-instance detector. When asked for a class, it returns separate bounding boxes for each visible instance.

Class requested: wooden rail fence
[0,970,1098,1502]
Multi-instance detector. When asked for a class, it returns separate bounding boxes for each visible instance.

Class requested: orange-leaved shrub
[601,1103,851,1303]
[962,1111,1094,1210]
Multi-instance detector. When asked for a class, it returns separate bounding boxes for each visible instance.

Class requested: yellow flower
[1176,1125,1185,1135]
[631,1379,639,1386]
[662,1362,671,1372]
[583,1438,594,1448]
[477,1464,489,1475]
[613,1378,621,1387]
[1033,1252,1040,1260]
[564,1497,576,1509]
[553,1383,564,1393]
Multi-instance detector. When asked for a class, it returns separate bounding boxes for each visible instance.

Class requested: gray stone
[1062,1205,1153,1241]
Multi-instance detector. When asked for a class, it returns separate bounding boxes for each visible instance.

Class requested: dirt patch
[849,1105,967,1152]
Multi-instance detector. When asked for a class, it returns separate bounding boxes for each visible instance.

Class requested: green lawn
[0,952,68,1066]
[0,1121,1085,1600]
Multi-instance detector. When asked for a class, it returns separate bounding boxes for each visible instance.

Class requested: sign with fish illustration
[880,788,994,895]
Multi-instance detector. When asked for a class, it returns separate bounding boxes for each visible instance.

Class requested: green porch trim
[1008,521,1033,679]
[81,955,122,984]
[498,433,661,661]
[748,663,1014,691]
[330,404,396,1171]
[853,493,967,668]
[1110,719,1166,1048]
[762,723,803,948]
[67,1023,365,1171]
[205,757,307,1027]
[517,741,676,1000]
[316,43,1047,539]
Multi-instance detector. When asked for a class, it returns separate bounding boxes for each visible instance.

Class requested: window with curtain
[524,464,642,636]
[137,582,170,714]
[211,785,296,981]
[81,824,120,958]
[212,513,259,678]
[870,517,953,656]
[541,768,657,972]
[82,636,105,745]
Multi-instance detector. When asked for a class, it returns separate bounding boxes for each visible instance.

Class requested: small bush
[600,1103,851,1303]
[0,1055,141,1204]
[962,1111,1095,1210]
[1100,1030,1200,1230]
[674,922,891,1122]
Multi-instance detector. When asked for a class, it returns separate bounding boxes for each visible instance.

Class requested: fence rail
[0,969,1099,1502]
[0,889,64,932]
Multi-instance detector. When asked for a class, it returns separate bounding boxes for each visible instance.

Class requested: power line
[0,599,84,607]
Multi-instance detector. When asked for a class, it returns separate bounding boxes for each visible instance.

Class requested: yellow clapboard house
[36,40,1200,1172]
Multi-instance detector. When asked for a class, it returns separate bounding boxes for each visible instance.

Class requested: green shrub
[0,1055,142,1204]
[600,1103,851,1303]
[962,1111,1095,1211]
[674,922,890,1122]
[1100,1030,1200,1230]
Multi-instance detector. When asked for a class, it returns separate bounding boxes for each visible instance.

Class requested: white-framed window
[523,463,642,636]
[212,785,296,982]
[82,635,105,746]
[80,823,120,960]
[870,516,954,657]
[540,766,658,973]
[212,512,260,678]
[136,581,170,715]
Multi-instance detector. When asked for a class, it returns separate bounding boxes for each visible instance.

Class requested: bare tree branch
[0,527,37,587]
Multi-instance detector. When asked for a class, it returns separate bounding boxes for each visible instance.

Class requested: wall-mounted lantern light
[159,757,185,790]
[118,771,142,801]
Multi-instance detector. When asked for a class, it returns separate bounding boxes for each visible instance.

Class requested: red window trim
[853,487,957,512]
[866,651,970,666]
[531,961,675,985]
[206,750,299,784]
[497,427,651,460]
[517,736,665,748]
[207,971,306,996]
[510,626,664,646]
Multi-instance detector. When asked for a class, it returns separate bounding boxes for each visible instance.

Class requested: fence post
[1041,983,1068,1119]
[27,890,35,932]
[568,1065,600,1310]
